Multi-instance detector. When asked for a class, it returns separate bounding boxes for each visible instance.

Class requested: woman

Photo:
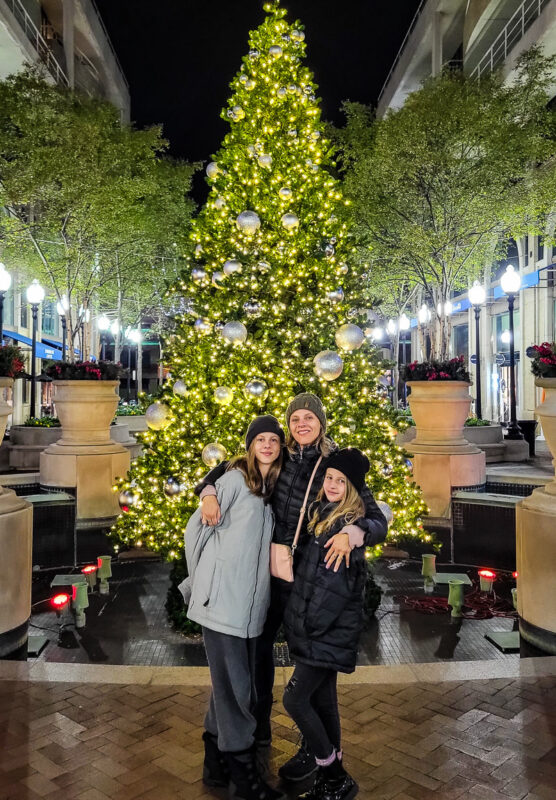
[186,415,287,800]
[197,393,388,782]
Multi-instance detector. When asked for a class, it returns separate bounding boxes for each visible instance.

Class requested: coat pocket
[202,560,223,608]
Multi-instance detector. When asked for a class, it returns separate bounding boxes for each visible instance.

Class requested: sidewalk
[1,658,556,799]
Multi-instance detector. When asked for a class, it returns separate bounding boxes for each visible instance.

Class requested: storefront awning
[4,330,63,360]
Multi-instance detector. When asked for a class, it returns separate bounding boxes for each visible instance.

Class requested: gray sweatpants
[202,626,258,753]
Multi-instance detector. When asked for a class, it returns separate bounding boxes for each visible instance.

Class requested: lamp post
[26,279,45,419]
[0,263,12,345]
[469,281,486,419]
[500,265,523,440]
[98,315,110,360]
[418,304,431,360]
[56,295,69,361]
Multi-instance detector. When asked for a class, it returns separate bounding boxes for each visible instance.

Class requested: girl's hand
[201,495,221,526]
[324,533,350,571]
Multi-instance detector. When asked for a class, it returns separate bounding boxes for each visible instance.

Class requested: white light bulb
[26,279,45,305]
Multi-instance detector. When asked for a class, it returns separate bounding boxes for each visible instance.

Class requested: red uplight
[478,569,496,579]
[51,593,70,609]
[81,565,97,574]
[513,571,519,579]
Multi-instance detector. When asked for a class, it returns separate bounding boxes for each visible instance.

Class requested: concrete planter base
[8,425,62,470]
[110,423,142,459]
[397,424,529,463]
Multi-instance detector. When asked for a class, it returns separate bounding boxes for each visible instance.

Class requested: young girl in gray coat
[184,415,286,800]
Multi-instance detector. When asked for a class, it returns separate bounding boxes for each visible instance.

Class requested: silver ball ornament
[206,161,220,179]
[291,29,305,42]
[405,459,413,472]
[324,244,335,258]
[249,49,259,59]
[326,288,345,304]
[164,477,185,498]
[339,262,348,274]
[279,187,292,200]
[281,213,299,231]
[258,154,273,169]
[231,105,245,121]
[224,259,242,275]
[214,321,225,333]
[145,402,171,431]
[269,45,283,58]
[335,323,365,351]
[281,33,290,42]
[212,271,225,288]
[245,79,255,90]
[214,386,234,405]
[257,260,270,273]
[376,501,394,527]
[119,489,138,512]
[221,321,248,345]
[287,84,298,94]
[194,243,203,257]
[277,87,287,98]
[313,350,344,381]
[214,196,226,209]
[236,210,261,234]
[239,73,248,84]
[243,299,261,317]
[288,128,297,138]
[192,267,207,283]
[202,442,227,467]
[173,379,188,396]
[244,379,268,401]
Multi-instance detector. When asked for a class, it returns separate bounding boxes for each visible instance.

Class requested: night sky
[95,0,421,164]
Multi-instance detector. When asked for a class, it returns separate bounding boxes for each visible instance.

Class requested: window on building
[3,289,14,327]
[20,302,28,328]
[452,324,468,358]
[493,238,519,280]
[492,310,520,354]
[41,301,56,335]
[538,235,545,262]
[523,235,529,267]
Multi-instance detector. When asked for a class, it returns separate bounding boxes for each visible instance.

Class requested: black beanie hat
[326,447,370,492]
[245,415,286,451]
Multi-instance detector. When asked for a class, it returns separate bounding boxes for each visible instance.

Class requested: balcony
[1,0,68,84]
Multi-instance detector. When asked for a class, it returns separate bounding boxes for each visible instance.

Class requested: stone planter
[397,423,521,463]
[406,381,485,518]
[517,378,556,654]
[40,381,130,521]
[110,422,142,459]
[0,377,33,657]
[407,381,478,453]
[9,425,62,470]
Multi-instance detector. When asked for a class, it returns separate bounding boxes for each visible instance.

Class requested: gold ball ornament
[313,350,344,381]
[335,323,365,351]
[206,161,220,179]
[214,386,234,405]
[173,380,188,396]
[279,187,293,200]
[269,45,283,58]
[202,442,227,467]
[224,259,242,275]
[258,154,273,169]
[146,402,171,431]
[221,321,248,345]
[292,29,305,42]
[281,213,299,231]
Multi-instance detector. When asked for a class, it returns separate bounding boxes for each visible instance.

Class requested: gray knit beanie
[285,393,327,432]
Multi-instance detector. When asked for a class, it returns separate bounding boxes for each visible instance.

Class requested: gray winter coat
[184,468,274,638]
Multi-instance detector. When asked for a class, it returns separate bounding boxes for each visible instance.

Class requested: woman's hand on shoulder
[201,495,221,526]
[323,532,350,571]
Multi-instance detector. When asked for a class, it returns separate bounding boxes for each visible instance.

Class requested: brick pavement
[0,665,556,800]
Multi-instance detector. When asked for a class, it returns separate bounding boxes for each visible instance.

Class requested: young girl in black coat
[283,448,371,800]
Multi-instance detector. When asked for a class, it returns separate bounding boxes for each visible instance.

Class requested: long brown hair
[308,476,364,538]
[227,439,283,498]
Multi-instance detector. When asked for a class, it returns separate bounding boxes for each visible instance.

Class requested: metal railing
[471,0,551,78]
[89,0,129,89]
[377,0,428,105]
[2,0,69,85]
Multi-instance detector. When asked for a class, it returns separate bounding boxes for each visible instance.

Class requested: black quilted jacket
[284,504,367,673]
[195,443,388,551]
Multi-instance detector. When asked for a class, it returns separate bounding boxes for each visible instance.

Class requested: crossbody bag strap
[291,455,323,553]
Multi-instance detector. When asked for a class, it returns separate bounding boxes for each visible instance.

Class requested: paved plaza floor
[1,658,556,799]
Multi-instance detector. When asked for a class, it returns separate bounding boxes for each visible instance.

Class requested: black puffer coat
[284,504,367,673]
[196,443,388,552]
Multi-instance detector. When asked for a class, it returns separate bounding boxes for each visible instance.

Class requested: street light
[386,319,397,336]
[500,264,523,440]
[370,326,384,342]
[0,263,12,345]
[56,295,69,361]
[26,279,45,419]
[418,304,431,325]
[469,280,486,420]
[98,315,110,360]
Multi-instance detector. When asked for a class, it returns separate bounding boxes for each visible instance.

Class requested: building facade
[0,0,129,422]
[378,0,556,423]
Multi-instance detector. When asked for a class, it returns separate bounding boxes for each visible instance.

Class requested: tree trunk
[136,339,143,399]
[392,329,400,409]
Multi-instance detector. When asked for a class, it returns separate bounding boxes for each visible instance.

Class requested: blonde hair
[286,428,335,458]
[227,439,283,498]
[308,475,365,538]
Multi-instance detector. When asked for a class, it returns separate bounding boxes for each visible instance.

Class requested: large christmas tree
[112,0,429,559]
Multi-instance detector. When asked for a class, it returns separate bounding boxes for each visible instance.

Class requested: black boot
[226,747,286,800]
[278,737,318,782]
[202,731,229,787]
[317,757,358,800]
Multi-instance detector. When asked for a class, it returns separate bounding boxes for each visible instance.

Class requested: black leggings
[282,662,341,760]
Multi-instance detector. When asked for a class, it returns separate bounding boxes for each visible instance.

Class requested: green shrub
[23,416,60,427]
